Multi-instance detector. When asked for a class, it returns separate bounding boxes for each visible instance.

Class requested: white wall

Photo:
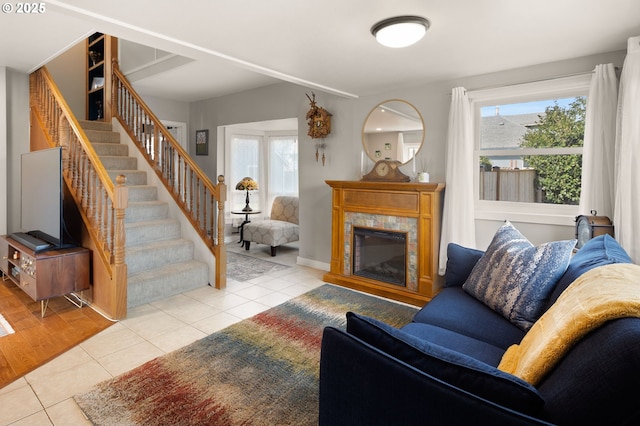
[47,42,85,119]
[142,95,190,127]
[3,68,30,234]
[187,49,627,267]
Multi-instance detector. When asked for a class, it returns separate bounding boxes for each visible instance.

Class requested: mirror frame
[361,99,425,165]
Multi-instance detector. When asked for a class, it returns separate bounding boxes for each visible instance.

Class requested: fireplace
[324,180,445,306]
[353,227,406,286]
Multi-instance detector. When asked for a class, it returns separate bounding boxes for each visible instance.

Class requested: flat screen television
[13,147,65,251]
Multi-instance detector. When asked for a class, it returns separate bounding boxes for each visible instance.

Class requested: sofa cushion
[444,243,484,287]
[545,234,632,310]
[413,287,525,349]
[462,221,575,331]
[400,322,505,366]
[346,312,545,416]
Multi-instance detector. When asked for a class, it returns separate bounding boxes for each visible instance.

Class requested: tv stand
[0,235,90,316]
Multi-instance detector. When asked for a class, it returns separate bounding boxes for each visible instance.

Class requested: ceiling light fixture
[371,15,430,48]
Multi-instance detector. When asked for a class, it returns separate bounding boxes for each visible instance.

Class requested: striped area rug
[0,313,14,337]
[75,284,418,425]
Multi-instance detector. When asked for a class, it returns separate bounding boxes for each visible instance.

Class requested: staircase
[80,120,209,308]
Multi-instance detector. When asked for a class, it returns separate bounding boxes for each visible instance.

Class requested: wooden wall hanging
[306,93,332,166]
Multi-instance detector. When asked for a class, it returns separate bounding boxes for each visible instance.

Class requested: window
[469,74,591,224]
[229,134,261,211]
[267,134,298,208]
[227,129,298,217]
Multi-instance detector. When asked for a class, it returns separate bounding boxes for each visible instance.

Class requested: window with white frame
[267,134,298,208]
[229,133,262,212]
[227,130,298,217]
[469,74,591,224]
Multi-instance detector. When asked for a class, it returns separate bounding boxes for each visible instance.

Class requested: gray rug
[227,251,289,281]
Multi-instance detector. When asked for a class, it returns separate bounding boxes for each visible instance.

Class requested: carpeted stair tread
[125,218,181,246]
[100,156,138,170]
[125,200,169,223]
[126,260,209,308]
[83,129,120,143]
[126,185,158,202]
[92,142,129,157]
[125,238,195,274]
[79,120,112,132]
[108,170,148,185]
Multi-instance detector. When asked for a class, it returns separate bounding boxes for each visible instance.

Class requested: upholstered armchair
[243,196,299,256]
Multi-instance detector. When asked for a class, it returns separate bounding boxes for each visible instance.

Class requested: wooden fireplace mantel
[323,180,445,306]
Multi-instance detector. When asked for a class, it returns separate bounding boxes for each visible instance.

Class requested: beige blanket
[498,263,640,386]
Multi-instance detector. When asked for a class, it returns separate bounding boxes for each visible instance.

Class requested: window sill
[475,201,578,226]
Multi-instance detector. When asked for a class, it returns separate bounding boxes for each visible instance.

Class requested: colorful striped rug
[75,284,418,425]
[0,313,14,337]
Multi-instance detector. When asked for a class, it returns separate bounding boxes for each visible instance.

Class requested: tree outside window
[521,97,586,205]
[478,96,586,205]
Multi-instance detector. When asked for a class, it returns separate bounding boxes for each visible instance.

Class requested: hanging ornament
[307,93,331,166]
[306,93,332,139]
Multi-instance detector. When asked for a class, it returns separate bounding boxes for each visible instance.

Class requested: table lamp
[235,177,259,212]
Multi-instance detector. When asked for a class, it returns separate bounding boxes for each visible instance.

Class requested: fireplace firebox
[353,227,407,286]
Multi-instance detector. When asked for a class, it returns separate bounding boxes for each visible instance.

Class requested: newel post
[214,175,227,289]
[113,174,128,319]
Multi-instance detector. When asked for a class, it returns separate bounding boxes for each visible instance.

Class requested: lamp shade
[235,177,259,191]
[371,16,430,48]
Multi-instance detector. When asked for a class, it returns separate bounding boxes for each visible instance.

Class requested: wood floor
[0,276,114,389]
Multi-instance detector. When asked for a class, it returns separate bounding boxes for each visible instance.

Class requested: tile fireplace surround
[324,180,445,306]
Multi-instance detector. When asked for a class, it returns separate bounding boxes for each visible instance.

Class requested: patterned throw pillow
[462,221,576,331]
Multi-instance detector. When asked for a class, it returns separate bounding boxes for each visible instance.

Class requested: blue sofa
[319,233,640,425]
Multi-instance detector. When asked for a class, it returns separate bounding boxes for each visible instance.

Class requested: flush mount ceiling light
[371,15,430,48]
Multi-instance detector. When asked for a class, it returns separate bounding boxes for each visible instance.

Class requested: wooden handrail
[30,66,128,318]
[111,62,227,289]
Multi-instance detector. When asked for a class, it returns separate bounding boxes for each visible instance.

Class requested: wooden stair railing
[30,67,128,319]
[111,62,227,289]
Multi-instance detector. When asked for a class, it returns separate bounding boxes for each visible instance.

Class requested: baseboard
[297,256,330,271]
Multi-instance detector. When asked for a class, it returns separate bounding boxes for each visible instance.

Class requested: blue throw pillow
[546,234,632,309]
[462,221,575,331]
[444,243,485,287]
[346,312,545,415]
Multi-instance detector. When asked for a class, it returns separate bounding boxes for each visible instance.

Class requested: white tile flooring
[0,240,325,425]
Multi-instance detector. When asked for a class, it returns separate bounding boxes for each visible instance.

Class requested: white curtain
[614,35,640,263]
[579,63,618,218]
[438,87,476,275]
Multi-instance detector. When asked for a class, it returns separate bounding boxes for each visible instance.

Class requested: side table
[231,210,262,248]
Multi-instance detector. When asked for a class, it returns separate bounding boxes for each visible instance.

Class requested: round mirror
[362,99,424,164]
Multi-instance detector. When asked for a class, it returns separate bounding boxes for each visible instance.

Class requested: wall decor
[306,93,332,139]
[362,99,425,165]
[306,93,332,166]
[195,129,208,155]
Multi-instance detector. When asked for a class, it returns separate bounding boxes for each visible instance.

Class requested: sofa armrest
[319,327,553,426]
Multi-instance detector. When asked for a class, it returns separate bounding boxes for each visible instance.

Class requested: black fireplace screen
[352,227,407,286]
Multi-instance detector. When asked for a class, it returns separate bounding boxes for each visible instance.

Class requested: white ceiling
[2,0,639,102]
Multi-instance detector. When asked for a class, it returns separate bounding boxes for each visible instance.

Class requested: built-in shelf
[86,32,117,121]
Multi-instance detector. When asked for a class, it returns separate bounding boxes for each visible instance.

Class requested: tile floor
[0,240,326,425]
